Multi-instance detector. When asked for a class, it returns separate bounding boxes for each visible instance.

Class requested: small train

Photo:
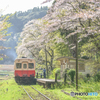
[14,57,36,84]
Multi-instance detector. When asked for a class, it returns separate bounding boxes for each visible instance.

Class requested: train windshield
[28,63,34,69]
[16,63,22,69]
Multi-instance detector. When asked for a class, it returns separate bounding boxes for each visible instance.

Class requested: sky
[0,0,54,15]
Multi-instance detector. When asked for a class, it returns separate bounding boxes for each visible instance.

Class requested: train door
[22,63,28,77]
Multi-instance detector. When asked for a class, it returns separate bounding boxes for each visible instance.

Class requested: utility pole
[76,33,78,90]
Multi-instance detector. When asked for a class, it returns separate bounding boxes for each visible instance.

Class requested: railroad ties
[21,85,51,100]
[36,78,62,88]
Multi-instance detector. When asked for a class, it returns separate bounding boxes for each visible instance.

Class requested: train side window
[23,64,27,69]
[28,63,34,69]
[16,63,22,69]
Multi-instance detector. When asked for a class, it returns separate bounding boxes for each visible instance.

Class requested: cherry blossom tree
[0,13,11,60]
[16,18,64,72]
[41,0,100,74]
[17,0,100,75]
[41,0,100,57]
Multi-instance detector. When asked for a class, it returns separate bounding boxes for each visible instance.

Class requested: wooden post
[43,84,45,88]
[69,59,70,68]
[55,73,57,82]
[41,74,42,78]
[37,73,38,78]
[64,73,66,85]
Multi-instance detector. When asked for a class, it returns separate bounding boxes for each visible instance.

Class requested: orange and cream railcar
[14,57,36,84]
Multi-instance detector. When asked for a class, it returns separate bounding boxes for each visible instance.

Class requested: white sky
[0,0,54,15]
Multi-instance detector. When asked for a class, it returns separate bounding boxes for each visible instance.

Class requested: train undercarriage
[15,76,37,85]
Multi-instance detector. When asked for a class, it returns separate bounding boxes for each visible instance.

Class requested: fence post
[55,73,57,82]
[41,74,42,78]
[37,73,38,78]
[64,73,66,85]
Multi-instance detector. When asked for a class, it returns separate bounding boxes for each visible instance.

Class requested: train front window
[16,63,22,69]
[28,63,34,69]
[23,64,27,69]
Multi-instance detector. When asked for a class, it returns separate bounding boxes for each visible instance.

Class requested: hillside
[0,6,48,64]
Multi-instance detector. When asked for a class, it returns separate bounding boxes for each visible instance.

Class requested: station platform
[36,78,62,88]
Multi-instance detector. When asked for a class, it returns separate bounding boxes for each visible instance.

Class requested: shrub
[52,68,61,80]
[55,68,61,80]
[89,77,95,82]
[86,73,90,78]
[78,72,85,79]
[55,68,60,74]
[94,71,100,82]
[53,68,60,75]
[83,77,89,83]
[83,74,90,83]
[62,68,69,78]
[68,69,75,83]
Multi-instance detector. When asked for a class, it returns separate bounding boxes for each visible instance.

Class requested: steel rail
[30,85,51,100]
[21,85,33,100]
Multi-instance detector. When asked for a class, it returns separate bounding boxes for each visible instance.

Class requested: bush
[86,73,90,78]
[78,72,85,79]
[52,68,61,80]
[55,68,61,80]
[94,71,100,82]
[82,74,90,83]
[68,69,75,83]
[53,68,60,75]
[55,68,60,74]
[83,77,89,83]
[62,68,69,78]
[89,77,95,82]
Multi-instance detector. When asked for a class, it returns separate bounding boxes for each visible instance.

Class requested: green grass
[31,84,78,100]
[0,79,77,100]
[63,80,100,100]
[0,78,100,100]
[0,79,24,100]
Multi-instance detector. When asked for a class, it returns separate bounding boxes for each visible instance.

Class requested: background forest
[0,6,48,64]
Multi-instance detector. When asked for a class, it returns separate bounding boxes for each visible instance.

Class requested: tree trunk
[50,48,54,70]
[45,46,48,78]
[45,47,54,71]
[50,57,53,70]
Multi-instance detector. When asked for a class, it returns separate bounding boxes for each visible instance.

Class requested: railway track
[21,85,51,100]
